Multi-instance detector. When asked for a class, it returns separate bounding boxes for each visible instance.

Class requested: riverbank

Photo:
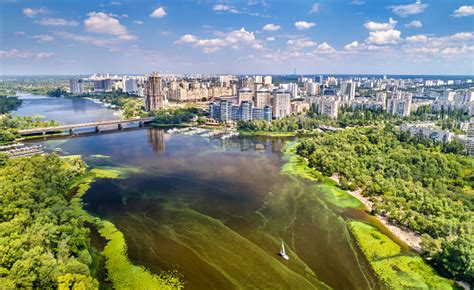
[328,174,422,252]
[282,142,456,289]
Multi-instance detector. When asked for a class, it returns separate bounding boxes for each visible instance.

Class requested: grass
[67,163,184,290]
[349,221,455,289]
[281,141,364,209]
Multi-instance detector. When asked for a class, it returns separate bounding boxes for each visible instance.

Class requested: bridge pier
[69,128,74,135]
[95,126,101,133]
[139,121,144,127]
[118,123,123,130]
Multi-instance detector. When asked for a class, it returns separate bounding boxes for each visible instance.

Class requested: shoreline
[328,174,422,252]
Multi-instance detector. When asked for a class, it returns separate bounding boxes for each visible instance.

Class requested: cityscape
[1,0,473,290]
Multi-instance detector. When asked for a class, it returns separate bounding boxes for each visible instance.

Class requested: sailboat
[280,241,289,260]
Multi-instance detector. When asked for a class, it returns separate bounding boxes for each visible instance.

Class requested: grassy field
[349,221,455,289]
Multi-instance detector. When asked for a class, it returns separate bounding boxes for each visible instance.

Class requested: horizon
[1,0,474,75]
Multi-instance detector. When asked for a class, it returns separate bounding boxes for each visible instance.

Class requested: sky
[0,0,473,75]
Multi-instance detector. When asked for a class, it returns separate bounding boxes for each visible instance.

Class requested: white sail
[280,241,289,260]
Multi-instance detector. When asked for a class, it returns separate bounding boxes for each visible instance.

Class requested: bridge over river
[19,117,155,136]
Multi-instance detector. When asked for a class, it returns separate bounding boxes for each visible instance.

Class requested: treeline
[81,92,146,118]
[0,115,59,142]
[0,154,98,288]
[296,127,473,283]
[238,117,321,132]
[150,107,199,124]
[0,96,22,114]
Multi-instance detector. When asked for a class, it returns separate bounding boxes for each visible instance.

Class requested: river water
[17,94,387,289]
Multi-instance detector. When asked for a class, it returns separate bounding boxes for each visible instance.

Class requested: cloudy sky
[1,0,473,75]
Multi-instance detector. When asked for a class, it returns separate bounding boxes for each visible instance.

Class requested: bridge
[19,117,155,136]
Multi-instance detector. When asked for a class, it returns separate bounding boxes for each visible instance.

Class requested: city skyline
[1,0,473,75]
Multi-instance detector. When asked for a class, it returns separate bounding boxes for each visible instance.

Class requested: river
[16,94,388,289]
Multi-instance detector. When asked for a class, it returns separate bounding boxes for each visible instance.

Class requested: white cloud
[316,42,335,53]
[344,41,359,50]
[389,1,428,17]
[252,43,263,49]
[133,20,144,25]
[150,7,167,18]
[364,18,397,31]
[35,18,79,26]
[262,24,280,31]
[405,20,422,28]
[177,34,198,43]
[22,8,49,18]
[367,29,401,44]
[84,12,135,40]
[309,2,320,14]
[225,27,255,43]
[33,34,55,42]
[266,36,275,41]
[294,21,316,30]
[213,4,239,14]
[35,52,54,59]
[111,1,122,5]
[350,0,365,5]
[451,32,474,41]
[406,34,427,43]
[0,49,53,60]
[15,31,26,36]
[452,6,474,17]
[196,38,226,47]
[203,47,221,53]
[55,31,116,46]
[288,38,318,48]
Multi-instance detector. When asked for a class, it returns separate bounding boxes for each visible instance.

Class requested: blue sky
[1,0,473,75]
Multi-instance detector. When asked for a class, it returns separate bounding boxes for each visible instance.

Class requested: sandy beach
[329,174,422,252]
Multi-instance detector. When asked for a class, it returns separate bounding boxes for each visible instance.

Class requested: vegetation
[0,114,59,142]
[81,92,146,118]
[238,117,321,133]
[0,154,98,288]
[150,107,199,125]
[349,221,454,289]
[71,164,184,289]
[296,126,473,283]
[0,96,22,114]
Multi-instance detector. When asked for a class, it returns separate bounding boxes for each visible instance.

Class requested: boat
[280,241,289,260]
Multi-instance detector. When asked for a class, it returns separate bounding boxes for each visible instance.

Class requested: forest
[0,154,98,288]
[296,126,473,283]
[0,96,22,114]
[0,115,59,142]
[150,107,199,125]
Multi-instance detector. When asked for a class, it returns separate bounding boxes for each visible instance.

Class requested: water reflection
[147,128,165,156]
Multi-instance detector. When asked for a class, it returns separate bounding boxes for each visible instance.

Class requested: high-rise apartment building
[238,87,253,105]
[341,80,356,101]
[255,88,272,108]
[272,89,291,119]
[318,97,340,119]
[69,79,84,95]
[145,72,165,111]
[387,92,412,117]
[93,79,112,92]
[467,118,474,156]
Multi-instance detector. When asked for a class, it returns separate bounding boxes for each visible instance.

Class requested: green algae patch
[348,221,454,289]
[67,162,184,289]
[282,141,363,209]
[91,167,122,179]
[98,220,183,290]
[91,165,143,179]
